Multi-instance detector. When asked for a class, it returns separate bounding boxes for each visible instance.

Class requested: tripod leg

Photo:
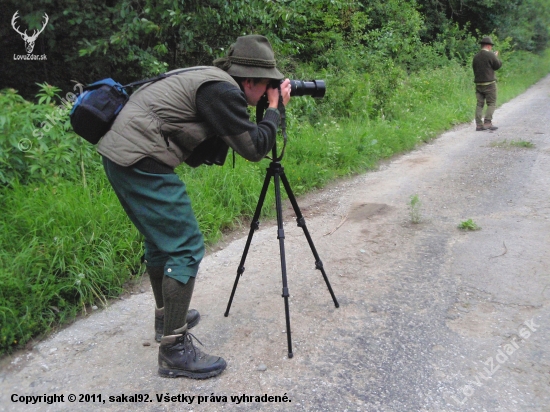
[273,172,294,358]
[280,172,340,308]
[224,169,272,317]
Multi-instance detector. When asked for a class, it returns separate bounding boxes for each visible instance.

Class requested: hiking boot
[483,120,498,131]
[155,308,200,342]
[158,326,227,379]
[476,125,486,131]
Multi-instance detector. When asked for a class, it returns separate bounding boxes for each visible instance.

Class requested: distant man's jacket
[472,50,502,84]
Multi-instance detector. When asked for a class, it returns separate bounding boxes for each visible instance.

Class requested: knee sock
[147,266,165,308]
[162,275,195,336]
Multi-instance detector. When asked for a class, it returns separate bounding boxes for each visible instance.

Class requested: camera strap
[274,86,288,162]
[257,86,287,162]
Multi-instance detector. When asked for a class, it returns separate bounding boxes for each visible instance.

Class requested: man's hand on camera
[267,79,291,109]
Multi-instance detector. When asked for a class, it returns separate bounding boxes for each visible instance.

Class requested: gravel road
[1,75,550,412]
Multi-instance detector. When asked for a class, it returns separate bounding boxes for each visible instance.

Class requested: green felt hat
[214,35,283,80]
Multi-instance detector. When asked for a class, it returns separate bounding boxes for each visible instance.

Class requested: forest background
[1,0,550,355]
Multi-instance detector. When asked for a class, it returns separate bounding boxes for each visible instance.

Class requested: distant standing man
[473,36,502,131]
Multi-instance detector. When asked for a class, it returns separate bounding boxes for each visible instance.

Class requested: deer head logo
[11,11,49,54]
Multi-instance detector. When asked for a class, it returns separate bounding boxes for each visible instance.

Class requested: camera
[184,137,229,167]
[271,79,326,98]
[289,80,326,98]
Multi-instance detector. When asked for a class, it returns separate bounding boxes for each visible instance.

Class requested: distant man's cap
[480,36,494,45]
[213,35,283,80]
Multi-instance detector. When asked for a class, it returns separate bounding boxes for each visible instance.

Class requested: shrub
[0,83,100,187]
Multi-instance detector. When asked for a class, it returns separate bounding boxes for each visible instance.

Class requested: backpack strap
[123,67,206,90]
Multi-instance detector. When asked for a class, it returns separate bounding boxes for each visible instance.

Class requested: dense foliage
[2,0,550,354]
[2,0,550,98]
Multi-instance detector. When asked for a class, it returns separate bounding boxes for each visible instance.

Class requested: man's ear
[242,78,255,91]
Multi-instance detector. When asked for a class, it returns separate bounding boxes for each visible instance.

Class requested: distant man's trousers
[475,82,497,125]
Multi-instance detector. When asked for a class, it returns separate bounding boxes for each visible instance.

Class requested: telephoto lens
[289,80,326,98]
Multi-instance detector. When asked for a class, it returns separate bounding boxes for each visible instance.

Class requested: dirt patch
[347,203,393,222]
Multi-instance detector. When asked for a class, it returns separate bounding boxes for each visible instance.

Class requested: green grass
[458,219,482,231]
[1,48,550,355]
[409,194,422,224]
[0,179,142,349]
[490,139,535,148]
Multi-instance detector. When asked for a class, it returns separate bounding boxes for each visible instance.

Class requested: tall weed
[0,84,100,187]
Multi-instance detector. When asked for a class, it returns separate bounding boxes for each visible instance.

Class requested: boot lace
[183,332,206,360]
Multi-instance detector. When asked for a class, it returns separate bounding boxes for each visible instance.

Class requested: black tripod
[224,96,339,358]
